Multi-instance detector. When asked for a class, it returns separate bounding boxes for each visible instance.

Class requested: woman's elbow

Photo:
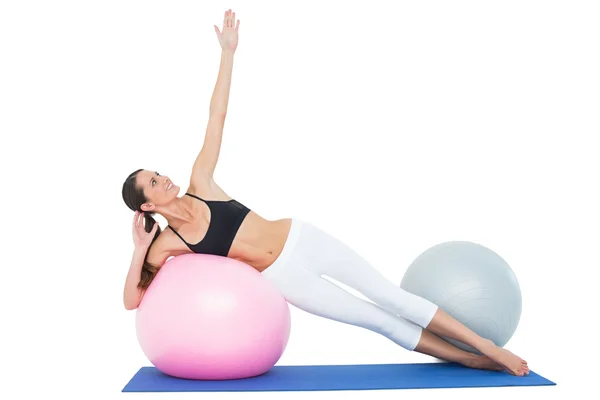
[123,292,138,310]
[124,301,139,311]
[123,288,145,310]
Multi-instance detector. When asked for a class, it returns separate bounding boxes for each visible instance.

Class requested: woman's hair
[122,168,162,289]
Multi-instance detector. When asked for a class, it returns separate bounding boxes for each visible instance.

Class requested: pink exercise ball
[135,253,291,380]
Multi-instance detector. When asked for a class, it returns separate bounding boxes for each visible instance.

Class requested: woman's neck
[159,195,197,228]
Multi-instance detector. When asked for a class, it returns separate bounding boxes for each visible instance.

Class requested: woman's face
[136,170,180,211]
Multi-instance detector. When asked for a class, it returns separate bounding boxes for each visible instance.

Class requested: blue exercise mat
[122,362,556,392]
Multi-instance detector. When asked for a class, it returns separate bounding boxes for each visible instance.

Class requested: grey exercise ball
[400,241,522,353]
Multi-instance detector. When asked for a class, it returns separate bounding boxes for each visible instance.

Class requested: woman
[122,9,529,377]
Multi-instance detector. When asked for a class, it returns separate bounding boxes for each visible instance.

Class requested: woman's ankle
[475,338,496,353]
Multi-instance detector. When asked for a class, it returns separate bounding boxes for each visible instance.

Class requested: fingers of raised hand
[223,9,237,30]
[223,10,229,28]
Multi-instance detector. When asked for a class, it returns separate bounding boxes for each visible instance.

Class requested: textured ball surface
[400,241,522,352]
[136,253,291,380]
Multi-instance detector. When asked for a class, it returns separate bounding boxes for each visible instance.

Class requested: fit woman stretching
[122,10,529,377]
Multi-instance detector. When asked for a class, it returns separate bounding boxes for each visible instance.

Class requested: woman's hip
[261,218,307,279]
[260,218,365,282]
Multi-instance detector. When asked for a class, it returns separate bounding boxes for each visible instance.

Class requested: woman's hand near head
[132,210,158,251]
[214,9,240,53]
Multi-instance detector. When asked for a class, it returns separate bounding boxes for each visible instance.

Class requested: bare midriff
[225,212,293,272]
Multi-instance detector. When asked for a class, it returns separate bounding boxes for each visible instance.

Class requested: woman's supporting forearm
[123,248,147,310]
[209,50,235,116]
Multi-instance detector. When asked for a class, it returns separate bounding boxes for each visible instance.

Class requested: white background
[1,0,598,399]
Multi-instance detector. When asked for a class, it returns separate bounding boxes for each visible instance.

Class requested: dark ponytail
[122,168,163,289]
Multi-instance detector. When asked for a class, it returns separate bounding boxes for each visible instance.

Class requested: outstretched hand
[214,9,240,53]
[132,210,158,250]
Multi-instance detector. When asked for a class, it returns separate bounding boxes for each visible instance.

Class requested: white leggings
[261,219,439,351]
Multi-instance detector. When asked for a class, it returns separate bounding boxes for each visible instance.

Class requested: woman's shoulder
[147,228,186,265]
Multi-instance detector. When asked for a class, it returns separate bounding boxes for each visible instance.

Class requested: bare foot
[463,355,505,372]
[480,341,530,376]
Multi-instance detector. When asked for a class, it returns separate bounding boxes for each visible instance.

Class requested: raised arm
[191,10,240,185]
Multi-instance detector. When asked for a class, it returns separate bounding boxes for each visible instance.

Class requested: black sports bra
[167,193,251,257]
